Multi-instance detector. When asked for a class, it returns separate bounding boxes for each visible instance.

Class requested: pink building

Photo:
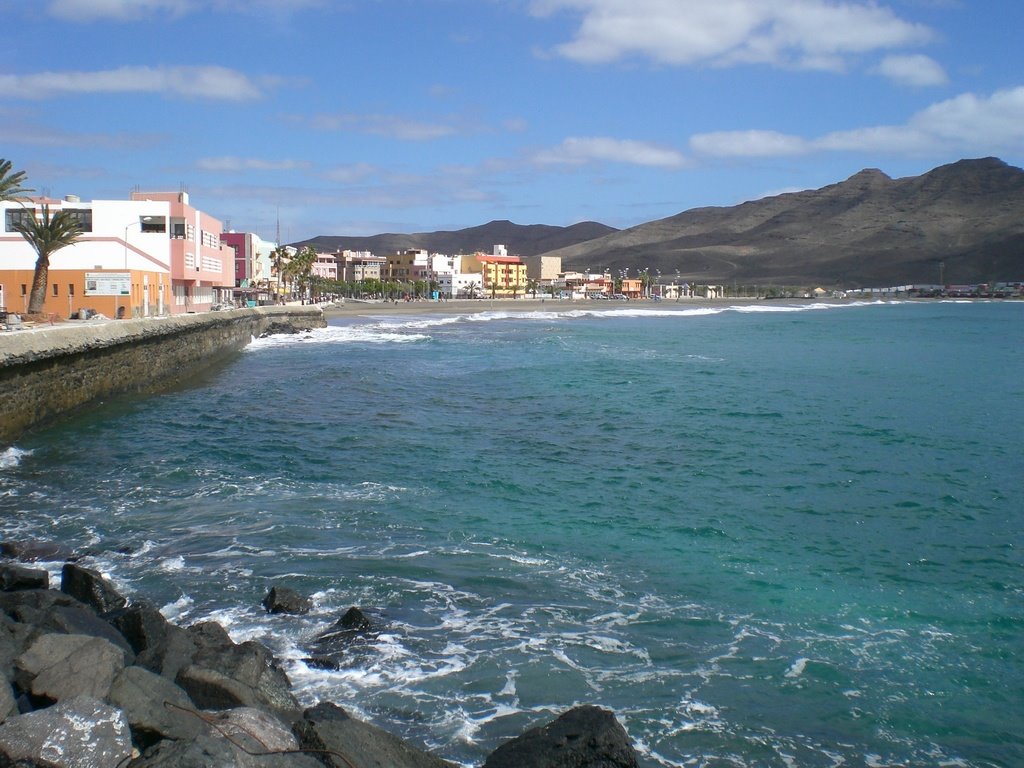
[131,191,232,313]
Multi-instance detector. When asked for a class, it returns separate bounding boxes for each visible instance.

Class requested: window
[68,284,75,296]
[63,208,93,232]
[140,216,166,233]
[5,208,35,232]
[20,284,26,296]
[52,283,58,296]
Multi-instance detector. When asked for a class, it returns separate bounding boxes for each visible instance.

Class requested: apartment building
[312,251,339,281]
[0,191,232,318]
[222,231,273,289]
[522,255,562,282]
[477,252,527,298]
[385,249,431,281]
[339,251,386,282]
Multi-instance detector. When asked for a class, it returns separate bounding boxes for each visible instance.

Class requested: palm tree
[0,158,32,202]
[270,245,290,302]
[288,246,316,302]
[12,205,83,314]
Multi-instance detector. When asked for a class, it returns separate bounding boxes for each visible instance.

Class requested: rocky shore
[0,547,641,767]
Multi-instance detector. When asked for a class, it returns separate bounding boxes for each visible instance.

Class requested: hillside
[542,157,1024,287]
[293,220,617,259]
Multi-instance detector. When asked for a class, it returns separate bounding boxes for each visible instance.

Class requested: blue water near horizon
[1,300,1022,767]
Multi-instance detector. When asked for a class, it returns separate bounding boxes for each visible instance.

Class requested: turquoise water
[2,300,1022,767]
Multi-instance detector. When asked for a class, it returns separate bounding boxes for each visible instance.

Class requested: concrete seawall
[0,306,325,445]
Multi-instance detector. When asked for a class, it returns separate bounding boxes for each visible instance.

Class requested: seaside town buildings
[2,184,863,315]
[221,231,275,306]
[12,185,998,319]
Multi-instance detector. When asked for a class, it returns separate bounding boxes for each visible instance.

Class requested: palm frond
[11,206,83,255]
[0,158,33,202]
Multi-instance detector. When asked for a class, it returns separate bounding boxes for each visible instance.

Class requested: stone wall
[0,306,325,445]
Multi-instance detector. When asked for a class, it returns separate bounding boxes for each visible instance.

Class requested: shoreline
[319,295,1020,321]
[321,296,785,319]
[0,556,639,767]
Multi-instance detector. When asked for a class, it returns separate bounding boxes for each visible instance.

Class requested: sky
[2,0,1023,244]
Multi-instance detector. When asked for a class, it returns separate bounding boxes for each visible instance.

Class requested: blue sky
[2,0,1023,243]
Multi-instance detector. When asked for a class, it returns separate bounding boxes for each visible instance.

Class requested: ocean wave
[246,301,906,351]
[245,325,431,350]
[0,446,31,470]
[375,300,895,329]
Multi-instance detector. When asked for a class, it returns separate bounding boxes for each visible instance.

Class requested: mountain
[293,220,618,258]
[541,157,1024,287]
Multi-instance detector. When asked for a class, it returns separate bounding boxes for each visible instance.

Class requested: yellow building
[477,254,527,298]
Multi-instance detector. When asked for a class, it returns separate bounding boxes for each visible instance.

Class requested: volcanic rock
[483,704,639,768]
[262,586,313,615]
[294,701,455,768]
[60,562,127,613]
[0,695,132,768]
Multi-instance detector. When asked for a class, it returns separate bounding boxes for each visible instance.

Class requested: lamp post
[121,216,153,319]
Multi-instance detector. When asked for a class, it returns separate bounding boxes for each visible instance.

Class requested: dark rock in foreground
[304,606,377,671]
[295,702,455,768]
[61,561,128,613]
[263,585,313,615]
[0,563,48,591]
[0,544,643,767]
[0,695,133,767]
[483,704,639,768]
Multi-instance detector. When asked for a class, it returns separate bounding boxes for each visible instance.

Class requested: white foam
[785,657,809,678]
[0,446,31,470]
[498,670,518,697]
[160,595,194,622]
[246,300,904,354]
[245,325,430,351]
[157,555,186,573]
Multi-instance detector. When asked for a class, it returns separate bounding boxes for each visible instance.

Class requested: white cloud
[534,136,688,168]
[875,54,948,86]
[0,124,158,149]
[504,117,530,133]
[689,130,808,157]
[46,0,324,21]
[47,0,191,21]
[690,86,1024,158]
[310,113,461,141]
[0,65,268,101]
[321,164,378,184]
[197,156,311,172]
[531,0,933,70]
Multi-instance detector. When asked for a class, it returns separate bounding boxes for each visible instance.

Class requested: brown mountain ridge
[545,157,1024,287]
[294,220,618,260]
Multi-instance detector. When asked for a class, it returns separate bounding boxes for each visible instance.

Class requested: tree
[0,159,32,202]
[270,245,290,301]
[12,205,83,314]
[287,246,316,302]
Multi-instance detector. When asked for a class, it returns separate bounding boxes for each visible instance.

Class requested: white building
[0,191,231,318]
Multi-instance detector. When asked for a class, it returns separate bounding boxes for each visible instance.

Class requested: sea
[1,299,1021,767]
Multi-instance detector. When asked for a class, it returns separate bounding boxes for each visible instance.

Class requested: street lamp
[121,216,153,319]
